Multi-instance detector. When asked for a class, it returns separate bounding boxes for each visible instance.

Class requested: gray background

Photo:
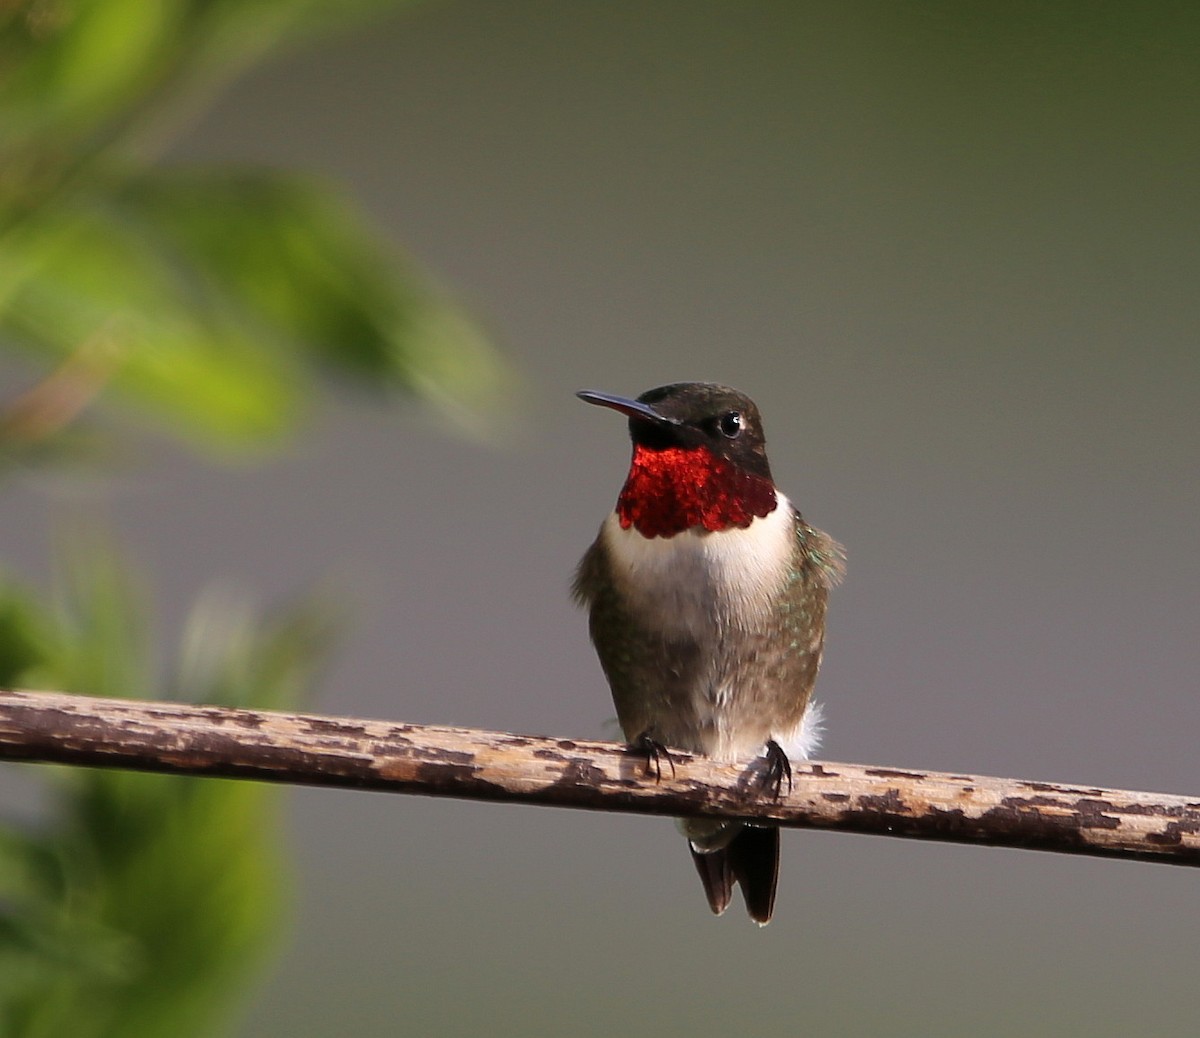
[4,3,1199,1035]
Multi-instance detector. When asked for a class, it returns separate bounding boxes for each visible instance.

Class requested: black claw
[631,730,676,782]
[761,740,793,799]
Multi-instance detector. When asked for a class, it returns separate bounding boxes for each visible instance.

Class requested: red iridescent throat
[616,444,777,538]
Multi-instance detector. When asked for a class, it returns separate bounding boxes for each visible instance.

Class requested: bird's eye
[717,411,742,438]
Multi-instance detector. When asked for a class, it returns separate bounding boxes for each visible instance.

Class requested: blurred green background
[2,2,1199,1035]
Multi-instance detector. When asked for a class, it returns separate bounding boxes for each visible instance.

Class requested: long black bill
[575,390,679,426]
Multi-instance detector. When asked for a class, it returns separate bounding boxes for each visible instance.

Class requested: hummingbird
[573,382,844,925]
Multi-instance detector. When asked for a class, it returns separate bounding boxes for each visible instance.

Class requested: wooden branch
[2,688,1198,866]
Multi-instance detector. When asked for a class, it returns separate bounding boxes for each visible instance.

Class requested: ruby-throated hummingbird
[573,382,844,924]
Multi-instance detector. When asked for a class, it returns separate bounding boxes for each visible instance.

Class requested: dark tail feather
[727,825,780,925]
[689,825,780,924]
[690,844,735,916]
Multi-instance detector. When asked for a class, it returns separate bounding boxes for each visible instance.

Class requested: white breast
[599,492,796,640]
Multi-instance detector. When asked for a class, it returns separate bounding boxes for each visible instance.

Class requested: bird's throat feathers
[616,444,777,538]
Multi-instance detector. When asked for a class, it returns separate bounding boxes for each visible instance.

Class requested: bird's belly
[598,506,818,761]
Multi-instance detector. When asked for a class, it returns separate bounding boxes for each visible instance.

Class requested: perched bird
[573,382,844,924]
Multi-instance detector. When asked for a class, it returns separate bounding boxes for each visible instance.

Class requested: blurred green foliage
[0,542,339,1038]
[0,0,508,461]
[1,0,509,1034]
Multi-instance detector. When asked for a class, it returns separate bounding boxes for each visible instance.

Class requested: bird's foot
[631,730,676,783]
[758,740,793,799]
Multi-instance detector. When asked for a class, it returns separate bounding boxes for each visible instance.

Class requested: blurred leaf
[2,165,511,454]
[122,167,510,425]
[47,533,152,697]
[1,190,304,454]
[0,582,51,687]
[0,539,340,1038]
[0,0,508,461]
[0,0,181,155]
[174,582,342,711]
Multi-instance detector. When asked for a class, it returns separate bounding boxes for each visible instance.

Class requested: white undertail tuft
[773,700,824,761]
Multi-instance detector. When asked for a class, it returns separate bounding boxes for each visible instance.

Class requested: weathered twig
[1,688,1198,866]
